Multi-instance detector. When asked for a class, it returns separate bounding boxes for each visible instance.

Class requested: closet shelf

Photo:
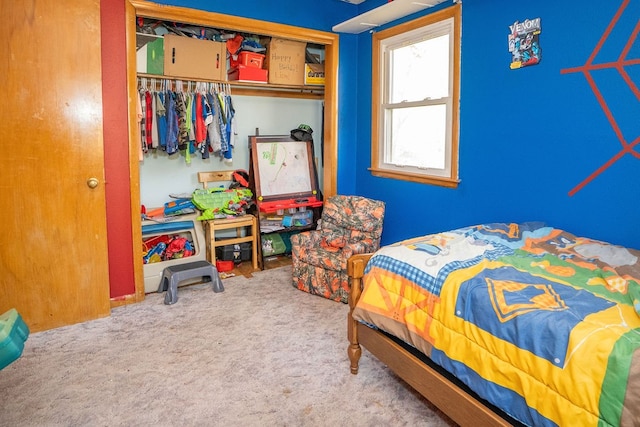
[136,32,162,49]
[137,73,324,100]
[332,0,449,34]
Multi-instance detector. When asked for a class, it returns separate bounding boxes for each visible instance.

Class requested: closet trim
[124,0,339,300]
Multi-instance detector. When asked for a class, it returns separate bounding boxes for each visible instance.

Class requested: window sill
[369,167,459,188]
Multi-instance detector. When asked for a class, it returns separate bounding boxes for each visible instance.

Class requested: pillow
[321,230,347,249]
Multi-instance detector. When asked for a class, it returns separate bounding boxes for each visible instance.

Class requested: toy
[192,187,254,220]
[143,242,166,264]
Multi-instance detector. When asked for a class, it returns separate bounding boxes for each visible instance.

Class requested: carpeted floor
[0,266,455,427]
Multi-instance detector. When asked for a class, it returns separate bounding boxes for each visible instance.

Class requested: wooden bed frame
[347,254,514,427]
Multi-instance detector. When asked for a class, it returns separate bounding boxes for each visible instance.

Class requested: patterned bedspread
[352,222,640,426]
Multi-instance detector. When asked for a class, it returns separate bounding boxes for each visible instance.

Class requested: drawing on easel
[249,135,318,202]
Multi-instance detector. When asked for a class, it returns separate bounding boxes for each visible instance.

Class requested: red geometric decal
[560,0,640,196]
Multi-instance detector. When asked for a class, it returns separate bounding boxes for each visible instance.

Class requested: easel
[248,135,323,268]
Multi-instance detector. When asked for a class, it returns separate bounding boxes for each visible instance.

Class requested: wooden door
[0,0,111,332]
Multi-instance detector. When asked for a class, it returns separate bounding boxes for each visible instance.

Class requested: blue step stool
[158,260,224,305]
[0,308,30,370]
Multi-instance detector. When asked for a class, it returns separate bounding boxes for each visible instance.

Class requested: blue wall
[353,0,640,249]
[153,0,640,250]
[154,0,353,31]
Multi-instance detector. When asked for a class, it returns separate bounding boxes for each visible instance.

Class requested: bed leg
[347,281,362,374]
[347,255,370,375]
[348,335,362,375]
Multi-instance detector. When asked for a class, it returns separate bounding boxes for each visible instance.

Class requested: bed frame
[347,254,514,427]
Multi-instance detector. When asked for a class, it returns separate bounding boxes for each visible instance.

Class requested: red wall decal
[560,0,640,196]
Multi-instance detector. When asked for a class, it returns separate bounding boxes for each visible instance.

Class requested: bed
[346,222,640,427]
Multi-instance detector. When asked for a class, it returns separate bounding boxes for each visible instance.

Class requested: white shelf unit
[332,0,448,34]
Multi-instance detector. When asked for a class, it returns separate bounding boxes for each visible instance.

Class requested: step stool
[158,260,224,305]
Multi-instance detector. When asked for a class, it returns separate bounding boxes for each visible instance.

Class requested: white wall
[139,95,324,208]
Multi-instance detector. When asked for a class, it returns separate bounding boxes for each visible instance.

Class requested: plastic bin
[142,213,207,293]
[261,233,287,256]
[215,239,252,263]
[282,210,313,227]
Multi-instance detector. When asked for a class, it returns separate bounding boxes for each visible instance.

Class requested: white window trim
[370,4,461,188]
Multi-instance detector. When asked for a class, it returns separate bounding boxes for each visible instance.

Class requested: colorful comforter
[352,222,640,427]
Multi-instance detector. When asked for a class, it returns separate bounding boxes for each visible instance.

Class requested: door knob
[87,178,99,189]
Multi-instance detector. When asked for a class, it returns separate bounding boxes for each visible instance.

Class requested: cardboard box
[304,63,325,85]
[136,37,164,75]
[228,64,268,83]
[264,38,306,85]
[163,34,226,81]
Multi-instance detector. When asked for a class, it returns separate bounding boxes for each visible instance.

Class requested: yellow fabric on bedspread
[352,223,640,427]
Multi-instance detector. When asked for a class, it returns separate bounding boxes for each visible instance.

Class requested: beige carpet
[0,266,455,427]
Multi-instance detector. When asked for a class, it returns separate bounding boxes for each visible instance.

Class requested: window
[371,4,460,187]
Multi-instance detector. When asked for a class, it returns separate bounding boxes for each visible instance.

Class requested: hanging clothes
[156,91,167,148]
[150,91,159,148]
[136,89,144,161]
[200,92,213,159]
[194,92,206,146]
[221,92,235,164]
[144,90,153,149]
[216,91,229,158]
[165,90,178,155]
[175,91,189,151]
[206,92,222,154]
[137,77,237,164]
[139,90,147,154]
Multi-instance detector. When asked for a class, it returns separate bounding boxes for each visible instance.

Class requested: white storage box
[142,213,206,294]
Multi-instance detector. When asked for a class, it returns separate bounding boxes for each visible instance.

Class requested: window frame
[370,4,461,188]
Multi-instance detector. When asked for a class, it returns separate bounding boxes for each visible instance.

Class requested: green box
[136,37,164,75]
[261,233,286,256]
[146,37,164,75]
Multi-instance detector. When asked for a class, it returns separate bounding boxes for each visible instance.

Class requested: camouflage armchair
[290,195,385,303]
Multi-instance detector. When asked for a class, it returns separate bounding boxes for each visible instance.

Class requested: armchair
[290,195,385,303]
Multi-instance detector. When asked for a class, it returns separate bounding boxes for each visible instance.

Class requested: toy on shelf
[143,198,196,220]
[192,187,254,220]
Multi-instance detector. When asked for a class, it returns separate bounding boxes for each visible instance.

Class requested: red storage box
[228,65,268,83]
[230,52,265,70]
[238,51,264,68]
[216,260,234,272]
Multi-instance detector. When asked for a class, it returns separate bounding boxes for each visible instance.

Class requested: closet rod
[137,76,232,93]
[137,73,325,98]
